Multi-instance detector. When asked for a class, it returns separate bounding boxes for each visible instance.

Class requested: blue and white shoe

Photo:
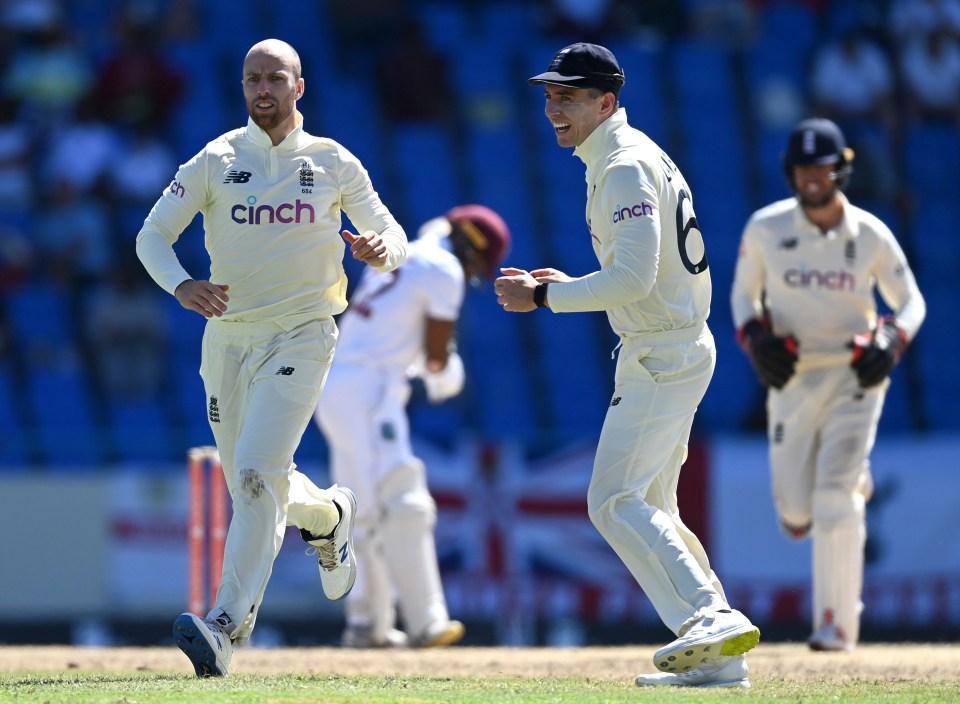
[173,612,233,677]
[302,486,357,600]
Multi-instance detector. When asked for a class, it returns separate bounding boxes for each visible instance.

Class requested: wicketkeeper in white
[135,39,407,677]
[496,43,760,689]
[315,204,510,649]
[731,117,926,652]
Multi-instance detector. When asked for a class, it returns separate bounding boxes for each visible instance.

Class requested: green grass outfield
[1,644,958,703]
[2,672,959,703]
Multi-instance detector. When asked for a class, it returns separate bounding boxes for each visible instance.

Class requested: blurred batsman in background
[315,204,510,649]
[135,39,407,676]
[732,117,926,652]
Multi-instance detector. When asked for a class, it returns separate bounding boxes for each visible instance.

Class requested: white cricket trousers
[315,362,451,640]
[588,325,730,635]
[200,317,341,643]
[767,364,886,645]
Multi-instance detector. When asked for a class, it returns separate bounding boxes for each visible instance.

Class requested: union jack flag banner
[423,438,663,643]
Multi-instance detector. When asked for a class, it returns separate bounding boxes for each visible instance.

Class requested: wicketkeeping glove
[738,318,799,390]
[849,317,907,388]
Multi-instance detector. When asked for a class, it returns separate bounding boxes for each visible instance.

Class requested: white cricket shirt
[549,109,712,340]
[731,195,926,368]
[136,112,407,326]
[333,220,464,370]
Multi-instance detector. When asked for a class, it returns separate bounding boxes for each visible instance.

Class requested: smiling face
[542,84,616,148]
[242,40,303,144]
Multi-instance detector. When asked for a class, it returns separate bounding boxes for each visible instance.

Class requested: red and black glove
[850,316,907,388]
[738,318,799,390]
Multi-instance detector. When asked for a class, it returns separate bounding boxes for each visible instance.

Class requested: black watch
[534,282,549,308]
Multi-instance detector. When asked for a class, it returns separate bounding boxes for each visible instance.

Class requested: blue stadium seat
[27,368,102,466]
[909,202,960,430]
[530,311,614,443]
[4,279,75,351]
[315,78,388,189]
[390,124,461,228]
[457,289,536,442]
[417,2,469,55]
[0,364,28,465]
[755,2,818,77]
[480,3,539,50]
[904,122,960,201]
[604,41,667,147]
[166,40,227,156]
[107,397,175,463]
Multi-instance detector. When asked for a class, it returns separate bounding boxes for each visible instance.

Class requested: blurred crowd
[1,0,958,465]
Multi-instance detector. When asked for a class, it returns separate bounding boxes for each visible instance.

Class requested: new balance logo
[779,238,798,249]
[610,397,622,407]
[276,366,295,376]
[339,543,349,563]
[223,170,252,184]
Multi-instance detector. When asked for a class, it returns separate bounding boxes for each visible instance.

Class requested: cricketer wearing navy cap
[498,41,761,688]
[528,42,625,96]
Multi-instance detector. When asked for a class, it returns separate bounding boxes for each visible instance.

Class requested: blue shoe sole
[173,614,227,677]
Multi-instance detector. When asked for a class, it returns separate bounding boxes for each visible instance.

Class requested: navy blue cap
[785,118,850,166]
[528,43,625,94]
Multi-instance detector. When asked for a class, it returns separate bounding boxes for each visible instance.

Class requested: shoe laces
[305,539,339,571]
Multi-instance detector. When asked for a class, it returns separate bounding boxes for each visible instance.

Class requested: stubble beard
[248,99,294,132]
[798,181,838,210]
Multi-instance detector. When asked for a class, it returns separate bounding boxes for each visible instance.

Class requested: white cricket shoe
[173,612,233,677]
[409,619,466,648]
[636,655,750,688]
[653,608,760,673]
[341,624,409,648]
[808,624,853,652]
[302,486,357,600]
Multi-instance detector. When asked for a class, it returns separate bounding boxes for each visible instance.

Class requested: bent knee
[813,487,864,527]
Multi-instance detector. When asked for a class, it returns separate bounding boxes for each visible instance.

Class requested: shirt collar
[245,110,304,150]
[574,108,627,165]
[793,192,856,239]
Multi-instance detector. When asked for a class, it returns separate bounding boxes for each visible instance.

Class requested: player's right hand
[175,279,230,318]
[738,318,798,390]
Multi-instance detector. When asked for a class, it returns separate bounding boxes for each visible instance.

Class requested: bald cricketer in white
[136,39,407,677]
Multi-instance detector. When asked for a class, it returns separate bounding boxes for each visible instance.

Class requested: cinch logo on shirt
[783,268,855,290]
[231,195,315,225]
[612,202,655,223]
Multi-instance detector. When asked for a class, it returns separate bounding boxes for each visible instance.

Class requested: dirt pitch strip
[1,643,959,682]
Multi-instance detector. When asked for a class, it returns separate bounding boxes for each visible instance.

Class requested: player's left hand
[850,317,907,388]
[495,267,538,312]
[342,229,388,267]
[530,268,574,284]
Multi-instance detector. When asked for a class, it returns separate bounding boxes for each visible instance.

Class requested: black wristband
[534,282,549,308]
